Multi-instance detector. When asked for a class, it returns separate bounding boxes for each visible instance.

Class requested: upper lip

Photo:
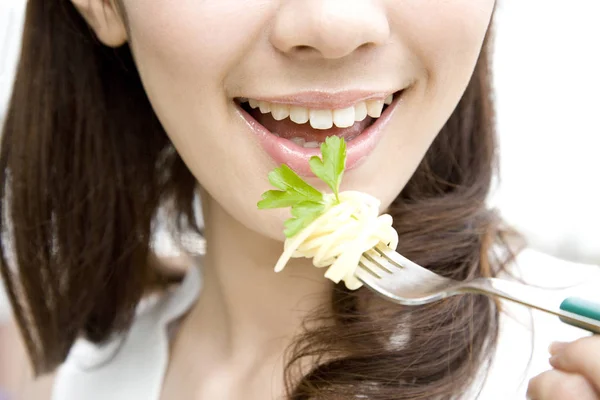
[237,89,402,110]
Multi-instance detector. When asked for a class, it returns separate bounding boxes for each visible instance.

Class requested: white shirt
[50,249,600,400]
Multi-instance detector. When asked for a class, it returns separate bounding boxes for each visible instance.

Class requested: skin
[0,322,28,396]
[12,1,598,399]
[527,337,600,400]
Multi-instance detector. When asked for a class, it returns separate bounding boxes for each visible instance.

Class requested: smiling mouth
[235,90,402,148]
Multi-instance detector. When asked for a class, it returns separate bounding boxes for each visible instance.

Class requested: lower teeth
[288,137,321,149]
[290,137,305,146]
[274,133,356,148]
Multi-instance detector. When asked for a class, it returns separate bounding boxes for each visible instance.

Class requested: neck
[184,189,332,362]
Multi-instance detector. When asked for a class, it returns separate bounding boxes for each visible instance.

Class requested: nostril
[284,44,326,60]
[291,45,322,57]
[294,45,313,52]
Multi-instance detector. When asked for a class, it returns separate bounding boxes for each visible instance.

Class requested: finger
[527,369,598,400]
[550,336,600,392]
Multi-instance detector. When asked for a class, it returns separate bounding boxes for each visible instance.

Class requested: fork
[355,244,600,334]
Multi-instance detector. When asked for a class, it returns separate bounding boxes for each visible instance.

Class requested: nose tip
[271,0,390,60]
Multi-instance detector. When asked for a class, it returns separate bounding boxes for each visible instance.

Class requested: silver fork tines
[357,244,457,305]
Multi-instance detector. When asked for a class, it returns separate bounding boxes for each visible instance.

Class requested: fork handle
[464,279,600,334]
[560,297,600,334]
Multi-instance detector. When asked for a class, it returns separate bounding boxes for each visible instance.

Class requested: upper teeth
[244,94,394,130]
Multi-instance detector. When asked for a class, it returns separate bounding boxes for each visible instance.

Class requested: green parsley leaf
[257,165,323,209]
[308,136,347,202]
[257,137,347,238]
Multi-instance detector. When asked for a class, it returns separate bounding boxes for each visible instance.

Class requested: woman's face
[120,0,495,241]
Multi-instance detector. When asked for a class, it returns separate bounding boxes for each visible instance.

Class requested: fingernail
[549,341,567,355]
[549,355,561,368]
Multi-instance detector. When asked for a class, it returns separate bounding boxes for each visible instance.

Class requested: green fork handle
[560,297,600,334]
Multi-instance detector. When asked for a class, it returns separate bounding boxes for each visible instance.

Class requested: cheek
[119,3,267,162]
[355,1,495,210]
[123,1,271,77]
[120,1,289,241]
[121,0,276,116]
[393,1,494,94]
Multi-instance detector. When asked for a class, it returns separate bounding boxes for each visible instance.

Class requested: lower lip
[235,93,402,176]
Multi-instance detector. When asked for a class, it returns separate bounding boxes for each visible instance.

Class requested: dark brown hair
[1,1,518,399]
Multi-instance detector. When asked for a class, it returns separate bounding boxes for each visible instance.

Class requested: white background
[1,0,599,319]
[493,0,600,264]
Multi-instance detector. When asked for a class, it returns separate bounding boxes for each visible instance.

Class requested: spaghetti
[274,191,398,290]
